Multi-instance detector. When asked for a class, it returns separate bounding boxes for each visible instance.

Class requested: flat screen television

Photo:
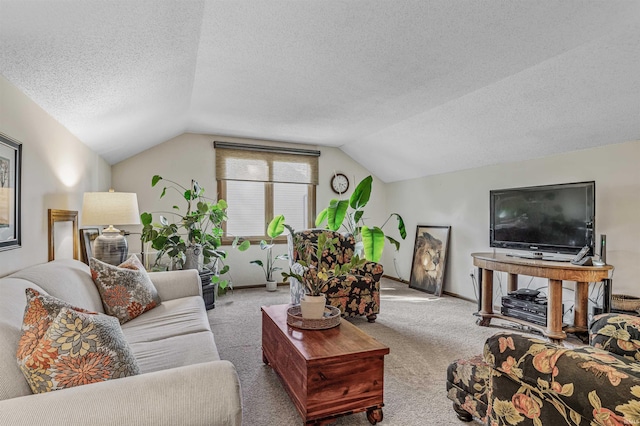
[490,181,595,256]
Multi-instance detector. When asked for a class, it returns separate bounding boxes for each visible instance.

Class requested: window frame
[219,180,316,245]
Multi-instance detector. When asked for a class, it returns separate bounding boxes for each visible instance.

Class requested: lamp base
[93,230,128,266]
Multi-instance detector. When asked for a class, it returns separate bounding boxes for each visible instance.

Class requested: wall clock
[331,173,349,194]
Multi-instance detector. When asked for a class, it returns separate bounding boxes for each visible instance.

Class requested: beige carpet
[208,278,511,425]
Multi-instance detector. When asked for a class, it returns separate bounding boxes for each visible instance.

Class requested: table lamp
[82,190,140,265]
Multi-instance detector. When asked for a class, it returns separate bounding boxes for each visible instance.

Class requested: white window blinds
[214,142,319,185]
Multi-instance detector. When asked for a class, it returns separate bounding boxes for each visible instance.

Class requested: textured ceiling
[1,0,639,182]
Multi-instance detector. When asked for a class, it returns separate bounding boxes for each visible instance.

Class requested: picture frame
[409,225,451,296]
[48,209,79,261]
[79,227,100,265]
[0,133,22,251]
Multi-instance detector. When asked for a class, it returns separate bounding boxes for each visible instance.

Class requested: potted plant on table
[250,215,288,291]
[140,175,249,294]
[315,175,407,263]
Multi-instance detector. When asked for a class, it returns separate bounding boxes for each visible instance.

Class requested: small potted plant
[280,219,366,319]
[315,175,407,262]
[140,175,249,294]
[250,215,288,291]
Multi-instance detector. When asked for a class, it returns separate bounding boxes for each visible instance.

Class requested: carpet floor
[208,278,507,425]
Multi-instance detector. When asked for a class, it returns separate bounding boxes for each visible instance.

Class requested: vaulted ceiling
[1,1,639,182]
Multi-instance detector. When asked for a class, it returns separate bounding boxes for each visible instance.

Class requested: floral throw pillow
[19,307,140,393]
[16,288,95,364]
[90,255,160,324]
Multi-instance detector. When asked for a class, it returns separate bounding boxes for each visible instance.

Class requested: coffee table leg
[262,350,268,365]
[366,408,383,425]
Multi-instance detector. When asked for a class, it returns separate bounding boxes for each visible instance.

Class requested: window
[215,142,319,242]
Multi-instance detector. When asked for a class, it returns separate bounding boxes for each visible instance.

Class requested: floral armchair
[287,229,383,322]
[447,313,640,425]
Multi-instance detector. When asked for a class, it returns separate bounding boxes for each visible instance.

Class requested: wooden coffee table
[261,304,390,425]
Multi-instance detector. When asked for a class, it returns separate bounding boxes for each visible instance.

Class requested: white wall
[112,130,639,303]
[383,140,640,304]
[111,133,383,287]
[0,75,111,277]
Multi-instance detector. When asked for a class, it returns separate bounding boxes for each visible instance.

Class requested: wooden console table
[472,252,613,341]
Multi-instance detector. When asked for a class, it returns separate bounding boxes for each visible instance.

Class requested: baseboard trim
[382,275,476,304]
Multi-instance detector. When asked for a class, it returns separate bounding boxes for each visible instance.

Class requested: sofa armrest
[590,313,640,360]
[148,269,202,301]
[0,360,242,426]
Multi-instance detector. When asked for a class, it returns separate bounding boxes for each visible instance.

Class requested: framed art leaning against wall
[0,133,22,251]
[409,225,451,297]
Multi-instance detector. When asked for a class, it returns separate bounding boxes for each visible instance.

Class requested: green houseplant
[140,175,249,292]
[250,215,288,291]
[315,175,406,263]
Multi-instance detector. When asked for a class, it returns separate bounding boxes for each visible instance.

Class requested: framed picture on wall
[0,133,22,251]
[80,228,100,265]
[409,225,451,296]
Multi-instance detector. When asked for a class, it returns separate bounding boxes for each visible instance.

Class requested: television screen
[490,181,595,255]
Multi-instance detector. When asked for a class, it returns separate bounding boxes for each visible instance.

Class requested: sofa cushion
[9,259,104,313]
[90,256,160,324]
[121,296,212,343]
[19,307,139,393]
[16,288,96,363]
[129,332,220,374]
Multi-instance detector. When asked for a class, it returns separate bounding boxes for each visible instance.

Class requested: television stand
[472,252,613,342]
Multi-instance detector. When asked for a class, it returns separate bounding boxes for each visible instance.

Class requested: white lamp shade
[82,191,141,226]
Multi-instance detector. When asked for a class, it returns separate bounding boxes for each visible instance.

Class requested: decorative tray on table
[286,305,341,330]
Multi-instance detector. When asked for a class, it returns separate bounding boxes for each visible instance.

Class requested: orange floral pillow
[90,255,160,324]
[19,307,139,393]
[16,288,95,364]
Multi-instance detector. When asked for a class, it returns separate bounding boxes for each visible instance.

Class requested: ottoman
[446,354,491,423]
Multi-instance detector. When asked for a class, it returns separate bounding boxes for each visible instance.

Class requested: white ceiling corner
[1,0,639,181]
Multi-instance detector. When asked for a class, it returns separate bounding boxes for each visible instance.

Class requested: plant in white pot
[250,215,288,291]
[315,175,407,262]
[140,175,249,294]
[280,218,366,319]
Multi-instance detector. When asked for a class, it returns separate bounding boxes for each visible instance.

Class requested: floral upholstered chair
[287,229,383,322]
[447,313,640,425]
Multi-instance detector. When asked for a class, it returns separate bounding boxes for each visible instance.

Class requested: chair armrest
[590,313,640,360]
[148,269,202,301]
[353,261,384,282]
[484,332,564,388]
[0,361,242,426]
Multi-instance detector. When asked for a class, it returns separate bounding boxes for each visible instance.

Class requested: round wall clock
[331,173,349,194]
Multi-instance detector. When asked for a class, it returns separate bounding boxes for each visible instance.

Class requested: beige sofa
[0,259,242,425]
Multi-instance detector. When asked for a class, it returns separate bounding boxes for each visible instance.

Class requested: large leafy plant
[250,215,288,281]
[315,175,406,262]
[140,175,249,291]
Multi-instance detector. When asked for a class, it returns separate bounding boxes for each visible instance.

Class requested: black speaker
[600,234,607,264]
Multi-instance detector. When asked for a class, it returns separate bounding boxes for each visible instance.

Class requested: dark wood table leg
[546,279,566,341]
[477,269,493,326]
[574,281,589,330]
[366,407,383,425]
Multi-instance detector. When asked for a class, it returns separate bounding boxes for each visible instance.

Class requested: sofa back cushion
[0,278,46,400]
[9,259,104,313]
